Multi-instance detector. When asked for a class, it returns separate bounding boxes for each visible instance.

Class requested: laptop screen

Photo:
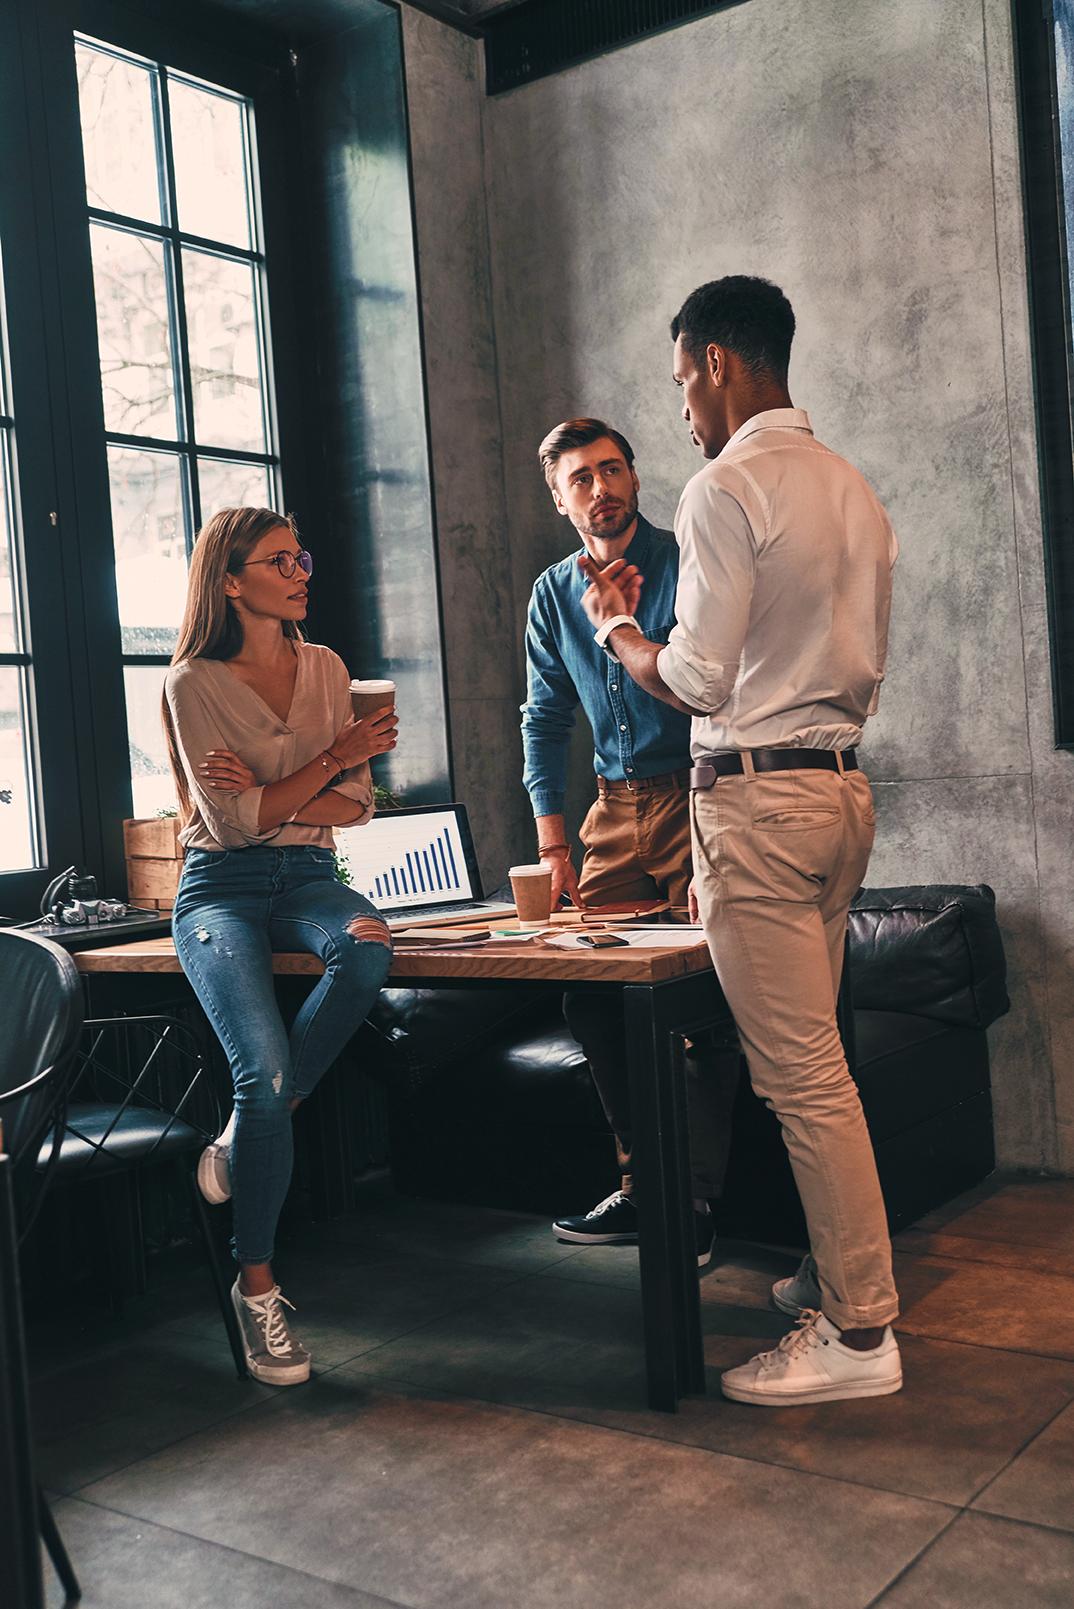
[334,804,481,914]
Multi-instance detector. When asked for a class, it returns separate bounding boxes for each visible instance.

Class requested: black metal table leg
[625,971,728,1410]
[624,984,681,1411]
[624,980,707,1409]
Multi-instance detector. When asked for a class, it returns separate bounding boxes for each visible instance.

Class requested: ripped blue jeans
[173,845,392,1265]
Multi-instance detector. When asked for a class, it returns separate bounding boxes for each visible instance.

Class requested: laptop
[333,803,517,930]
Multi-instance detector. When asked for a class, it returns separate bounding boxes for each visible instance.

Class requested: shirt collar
[720,407,813,456]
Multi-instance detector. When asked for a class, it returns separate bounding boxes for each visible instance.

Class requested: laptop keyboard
[384,899,514,926]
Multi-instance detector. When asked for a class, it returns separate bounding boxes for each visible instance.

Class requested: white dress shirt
[656,408,897,758]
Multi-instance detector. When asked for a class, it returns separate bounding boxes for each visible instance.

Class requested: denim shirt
[521,515,692,817]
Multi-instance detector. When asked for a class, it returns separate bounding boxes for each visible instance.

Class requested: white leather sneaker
[771,1252,822,1316]
[721,1310,902,1406]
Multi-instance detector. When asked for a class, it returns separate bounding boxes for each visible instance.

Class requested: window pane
[91,225,179,439]
[169,79,251,249]
[183,249,265,451]
[0,439,18,653]
[0,666,36,872]
[198,457,273,519]
[76,43,162,224]
[124,664,177,819]
[108,447,189,654]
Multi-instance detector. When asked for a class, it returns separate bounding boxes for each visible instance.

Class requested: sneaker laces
[242,1285,299,1357]
[587,1191,629,1220]
[759,1308,828,1370]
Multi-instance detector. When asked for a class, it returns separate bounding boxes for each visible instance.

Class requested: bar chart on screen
[337,808,475,912]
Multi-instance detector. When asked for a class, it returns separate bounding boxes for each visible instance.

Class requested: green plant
[155,804,178,818]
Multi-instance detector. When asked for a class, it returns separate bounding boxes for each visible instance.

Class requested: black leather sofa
[366,885,1009,1244]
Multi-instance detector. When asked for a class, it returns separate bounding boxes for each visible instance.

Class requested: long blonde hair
[162,507,304,822]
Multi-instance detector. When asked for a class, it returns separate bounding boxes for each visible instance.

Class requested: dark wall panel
[296,5,451,804]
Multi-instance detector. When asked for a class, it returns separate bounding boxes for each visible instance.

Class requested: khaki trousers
[563,772,740,1200]
[690,763,898,1329]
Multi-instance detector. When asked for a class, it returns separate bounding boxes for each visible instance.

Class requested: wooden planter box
[123,817,183,910]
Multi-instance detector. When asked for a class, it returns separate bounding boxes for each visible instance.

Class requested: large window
[0,250,38,873]
[75,36,281,813]
[1015,0,1074,746]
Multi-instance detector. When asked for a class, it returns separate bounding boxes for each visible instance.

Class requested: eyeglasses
[240,549,314,580]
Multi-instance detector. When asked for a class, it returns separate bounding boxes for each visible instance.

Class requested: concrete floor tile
[349,1271,651,1409]
[972,1399,1074,1533]
[77,1379,951,1609]
[174,1244,521,1369]
[324,1186,580,1274]
[31,1329,274,1495]
[575,1334,1074,1508]
[930,1179,1074,1254]
[907,1172,1020,1233]
[877,1511,1074,1608]
[534,1238,797,1307]
[43,1497,399,1609]
[894,1254,1074,1359]
[892,1228,1066,1279]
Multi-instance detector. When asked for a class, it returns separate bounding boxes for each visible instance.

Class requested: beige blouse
[165,642,375,853]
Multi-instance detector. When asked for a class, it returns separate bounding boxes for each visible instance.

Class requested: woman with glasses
[162,506,397,1386]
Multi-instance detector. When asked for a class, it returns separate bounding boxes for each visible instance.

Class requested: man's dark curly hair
[670,276,796,383]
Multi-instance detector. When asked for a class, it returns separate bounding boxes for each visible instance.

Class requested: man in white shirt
[579,275,902,1406]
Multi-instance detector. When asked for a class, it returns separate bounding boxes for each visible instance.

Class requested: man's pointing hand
[578,554,644,627]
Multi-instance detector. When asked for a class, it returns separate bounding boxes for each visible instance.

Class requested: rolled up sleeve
[656,480,757,716]
[327,760,375,826]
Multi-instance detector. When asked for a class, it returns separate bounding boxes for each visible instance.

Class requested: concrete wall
[402,0,1074,1173]
[401,10,530,890]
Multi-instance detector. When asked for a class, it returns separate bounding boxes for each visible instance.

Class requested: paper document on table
[543,930,707,950]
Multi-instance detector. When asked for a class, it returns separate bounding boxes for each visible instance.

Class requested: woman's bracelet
[318,749,345,779]
[538,843,571,857]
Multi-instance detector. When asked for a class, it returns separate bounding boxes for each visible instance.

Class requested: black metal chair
[39,1010,248,1379]
[0,928,84,1608]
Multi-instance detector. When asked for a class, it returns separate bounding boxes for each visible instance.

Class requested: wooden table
[74,930,727,1411]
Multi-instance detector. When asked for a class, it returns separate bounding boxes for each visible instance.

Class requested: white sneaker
[721,1310,902,1406]
[197,1110,236,1204]
[772,1253,822,1316]
[231,1280,311,1386]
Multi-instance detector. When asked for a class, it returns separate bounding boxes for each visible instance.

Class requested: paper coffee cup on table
[350,678,396,720]
[509,864,553,929]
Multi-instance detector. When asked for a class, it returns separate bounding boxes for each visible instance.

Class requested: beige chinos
[690,759,897,1330]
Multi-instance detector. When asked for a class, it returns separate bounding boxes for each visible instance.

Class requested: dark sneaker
[695,1209,715,1269]
[231,1280,311,1385]
[553,1190,638,1245]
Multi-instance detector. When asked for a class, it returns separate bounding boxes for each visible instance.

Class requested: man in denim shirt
[522,418,737,1259]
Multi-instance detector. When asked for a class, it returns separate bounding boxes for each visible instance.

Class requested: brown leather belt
[596,767,692,797]
[690,748,859,789]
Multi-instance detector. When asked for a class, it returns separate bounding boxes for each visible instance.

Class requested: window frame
[0,0,307,916]
[1013,0,1074,748]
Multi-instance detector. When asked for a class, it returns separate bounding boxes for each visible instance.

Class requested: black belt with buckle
[689,748,859,789]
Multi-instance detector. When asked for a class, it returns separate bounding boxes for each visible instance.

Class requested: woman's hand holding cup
[330,708,398,768]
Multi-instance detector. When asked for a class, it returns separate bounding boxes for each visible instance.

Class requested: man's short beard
[579,494,638,543]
